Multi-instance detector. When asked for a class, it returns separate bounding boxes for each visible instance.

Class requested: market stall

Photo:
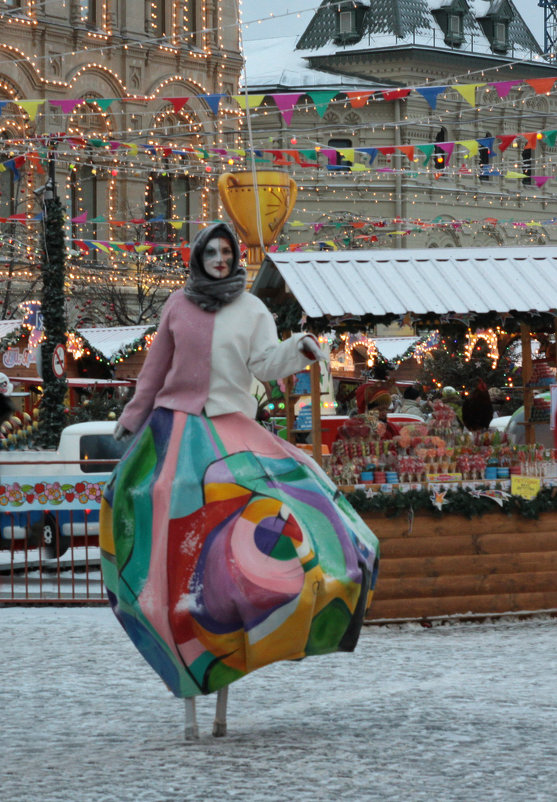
[252,245,557,620]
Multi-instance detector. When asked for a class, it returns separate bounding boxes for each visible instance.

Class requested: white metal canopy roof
[259,247,557,318]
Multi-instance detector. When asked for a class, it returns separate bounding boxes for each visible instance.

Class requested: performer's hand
[114,423,132,442]
[299,335,327,362]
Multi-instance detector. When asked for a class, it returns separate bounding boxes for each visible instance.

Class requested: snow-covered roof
[294,0,543,61]
[0,323,152,361]
[375,336,420,361]
[242,36,385,90]
[0,320,22,338]
[78,326,152,359]
[254,246,557,318]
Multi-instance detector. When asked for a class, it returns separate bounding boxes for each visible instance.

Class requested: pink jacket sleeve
[118,302,174,433]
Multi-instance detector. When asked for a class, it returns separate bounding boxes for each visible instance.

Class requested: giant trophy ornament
[218,170,297,284]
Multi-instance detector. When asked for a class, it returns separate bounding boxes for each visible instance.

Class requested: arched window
[479,132,492,182]
[434,128,447,173]
[522,148,532,186]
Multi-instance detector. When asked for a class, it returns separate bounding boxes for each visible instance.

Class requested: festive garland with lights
[345,485,557,521]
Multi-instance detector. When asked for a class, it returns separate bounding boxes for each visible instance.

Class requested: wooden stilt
[184,697,199,740]
[213,687,229,737]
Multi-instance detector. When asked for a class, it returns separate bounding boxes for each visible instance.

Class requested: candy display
[329,399,557,489]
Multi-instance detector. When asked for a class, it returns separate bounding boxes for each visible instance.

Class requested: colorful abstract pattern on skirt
[100,408,379,698]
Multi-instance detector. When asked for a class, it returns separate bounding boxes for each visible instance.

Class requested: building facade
[0,1,242,322]
[242,0,557,253]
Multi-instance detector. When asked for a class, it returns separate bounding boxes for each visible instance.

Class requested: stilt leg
[212,687,228,737]
[184,697,199,740]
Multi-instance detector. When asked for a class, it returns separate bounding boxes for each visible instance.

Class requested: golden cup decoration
[218,170,297,283]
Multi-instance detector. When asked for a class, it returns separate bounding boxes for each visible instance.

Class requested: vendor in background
[441,386,463,426]
[399,385,427,420]
[339,384,400,441]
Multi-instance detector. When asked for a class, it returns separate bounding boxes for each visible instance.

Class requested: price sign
[52,344,66,378]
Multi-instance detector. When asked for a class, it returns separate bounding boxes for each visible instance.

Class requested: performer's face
[203,237,234,278]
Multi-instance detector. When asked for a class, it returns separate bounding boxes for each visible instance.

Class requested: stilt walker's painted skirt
[100,408,379,698]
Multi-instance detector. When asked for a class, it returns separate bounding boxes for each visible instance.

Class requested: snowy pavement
[2,608,557,802]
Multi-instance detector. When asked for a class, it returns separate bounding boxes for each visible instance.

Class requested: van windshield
[79,434,127,473]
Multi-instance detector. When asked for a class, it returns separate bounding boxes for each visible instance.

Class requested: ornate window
[80,0,96,26]
[431,0,468,47]
[476,0,511,55]
[332,1,367,46]
[328,137,352,171]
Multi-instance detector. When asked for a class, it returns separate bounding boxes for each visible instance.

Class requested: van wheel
[33,514,68,559]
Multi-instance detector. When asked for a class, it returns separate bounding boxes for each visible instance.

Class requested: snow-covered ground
[2,607,557,802]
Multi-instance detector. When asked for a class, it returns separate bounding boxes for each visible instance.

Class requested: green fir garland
[345,485,557,520]
[38,195,68,448]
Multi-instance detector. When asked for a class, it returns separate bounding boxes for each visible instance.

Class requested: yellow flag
[451,84,485,106]
[232,94,265,110]
[169,221,184,230]
[16,100,45,121]
[339,148,355,163]
[505,171,528,179]
[458,140,479,157]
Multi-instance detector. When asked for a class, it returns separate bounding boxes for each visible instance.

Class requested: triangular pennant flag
[344,91,374,108]
[377,146,396,156]
[88,138,105,148]
[438,142,455,163]
[356,147,378,165]
[91,241,111,253]
[398,145,415,162]
[349,163,369,172]
[73,240,90,253]
[381,89,411,102]
[16,100,45,121]
[0,100,8,115]
[49,99,82,114]
[271,93,302,126]
[543,130,557,147]
[123,142,139,156]
[308,91,338,117]
[71,212,88,223]
[201,94,223,114]
[4,158,21,181]
[417,144,435,165]
[534,176,550,188]
[489,80,521,99]
[477,137,495,156]
[505,171,528,179]
[232,94,265,110]
[458,140,479,158]
[162,96,189,112]
[416,86,446,109]
[89,215,106,223]
[523,131,540,149]
[525,77,557,95]
[451,83,485,106]
[496,134,517,153]
[91,98,114,112]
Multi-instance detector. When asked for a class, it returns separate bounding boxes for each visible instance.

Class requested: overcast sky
[241,1,545,49]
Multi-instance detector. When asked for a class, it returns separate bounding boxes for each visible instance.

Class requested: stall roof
[78,325,153,359]
[253,247,557,319]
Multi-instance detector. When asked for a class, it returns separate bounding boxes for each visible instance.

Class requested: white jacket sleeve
[247,303,313,381]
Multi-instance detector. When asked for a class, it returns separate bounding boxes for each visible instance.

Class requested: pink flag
[49,99,82,114]
[271,94,302,126]
[489,81,521,99]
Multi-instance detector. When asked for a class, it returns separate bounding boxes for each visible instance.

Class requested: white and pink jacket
[119,290,314,433]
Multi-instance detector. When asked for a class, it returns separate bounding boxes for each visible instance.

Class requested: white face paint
[202,237,234,279]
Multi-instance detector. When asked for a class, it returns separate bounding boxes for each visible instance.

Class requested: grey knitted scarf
[184,222,246,312]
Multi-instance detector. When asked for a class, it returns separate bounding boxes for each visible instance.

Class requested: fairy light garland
[464,328,500,368]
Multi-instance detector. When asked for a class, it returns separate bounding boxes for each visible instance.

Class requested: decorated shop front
[252,246,557,619]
